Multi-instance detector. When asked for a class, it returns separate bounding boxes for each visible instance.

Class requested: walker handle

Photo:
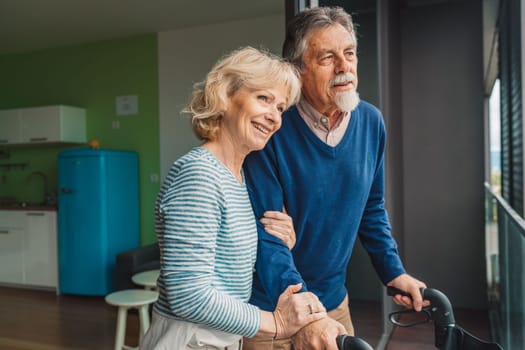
[386,286,421,299]
[387,286,456,326]
[387,286,457,349]
[336,335,374,350]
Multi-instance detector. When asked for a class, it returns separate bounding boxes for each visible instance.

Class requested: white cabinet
[0,212,25,284]
[0,210,57,289]
[0,109,21,144]
[23,211,57,287]
[0,105,86,145]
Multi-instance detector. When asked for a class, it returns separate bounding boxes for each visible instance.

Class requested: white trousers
[139,311,242,350]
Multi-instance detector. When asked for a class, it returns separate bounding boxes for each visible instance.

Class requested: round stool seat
[132,269,160,290]
[105,289,159,350]
[105,289,158,307]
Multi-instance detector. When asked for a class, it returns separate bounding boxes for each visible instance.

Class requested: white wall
[158,14,285,179]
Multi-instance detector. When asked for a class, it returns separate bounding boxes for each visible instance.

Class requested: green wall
[0,34,160,245]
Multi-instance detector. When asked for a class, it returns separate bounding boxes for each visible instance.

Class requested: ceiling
[0,0,486,56]
[0,0,284,55]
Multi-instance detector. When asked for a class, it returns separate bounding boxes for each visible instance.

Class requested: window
[489,79,501,194]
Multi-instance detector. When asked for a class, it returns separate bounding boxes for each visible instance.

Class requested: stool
[132,269,160,291]
[105,289,159,350]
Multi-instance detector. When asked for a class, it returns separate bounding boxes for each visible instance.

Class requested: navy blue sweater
[243,101,405,312]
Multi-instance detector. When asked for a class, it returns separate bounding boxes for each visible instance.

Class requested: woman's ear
[220,96,229,113]
[217,96,229,119]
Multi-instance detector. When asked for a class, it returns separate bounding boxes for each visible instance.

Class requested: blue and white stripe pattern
[153,147,260,337]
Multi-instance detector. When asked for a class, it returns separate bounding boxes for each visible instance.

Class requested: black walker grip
[387,286,455,326]
[336,335,374,350]
[387,286,457,349]
[386,286,421,299]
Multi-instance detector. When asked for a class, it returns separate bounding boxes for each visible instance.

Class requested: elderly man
[243,6,427,350]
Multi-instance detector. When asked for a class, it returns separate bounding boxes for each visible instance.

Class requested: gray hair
[185,47,301,141]
[282,6,357,71]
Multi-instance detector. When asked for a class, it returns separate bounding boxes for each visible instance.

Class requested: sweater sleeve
[357,119,406,284]
[244,144,307,307]
[158,163,260,337]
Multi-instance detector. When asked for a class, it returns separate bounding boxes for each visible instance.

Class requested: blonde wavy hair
[185,46,301,141]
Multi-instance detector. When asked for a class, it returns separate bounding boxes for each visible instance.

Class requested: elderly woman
[139,47,327,350]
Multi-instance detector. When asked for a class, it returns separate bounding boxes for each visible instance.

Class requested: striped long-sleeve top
[153,147,260,337]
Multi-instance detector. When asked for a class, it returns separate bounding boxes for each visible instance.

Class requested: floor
[0,286,139,350]
[0,286,493,350]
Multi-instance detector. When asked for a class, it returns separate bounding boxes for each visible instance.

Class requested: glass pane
[485,187,525,349]
[489,79,501,194]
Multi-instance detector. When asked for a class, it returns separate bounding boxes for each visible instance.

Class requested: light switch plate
[116,95,138,116]
[149,173,159,183]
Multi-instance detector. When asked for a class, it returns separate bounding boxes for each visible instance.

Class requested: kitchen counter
[0,208,57,288]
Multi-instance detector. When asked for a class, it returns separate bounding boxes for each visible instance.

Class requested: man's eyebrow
[316,45,356,57]
[316,49,333,57]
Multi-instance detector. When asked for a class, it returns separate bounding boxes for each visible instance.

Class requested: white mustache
[330,73,356,87]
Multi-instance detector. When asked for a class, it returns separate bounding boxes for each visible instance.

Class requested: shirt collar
[296,98,349,133]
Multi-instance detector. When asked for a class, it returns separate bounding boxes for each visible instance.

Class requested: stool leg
[115,306,128,350]
[138,304,151,341]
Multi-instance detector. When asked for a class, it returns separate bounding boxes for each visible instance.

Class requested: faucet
[26,171,49,205]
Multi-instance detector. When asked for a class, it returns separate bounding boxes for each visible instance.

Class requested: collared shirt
[296,98,351,146]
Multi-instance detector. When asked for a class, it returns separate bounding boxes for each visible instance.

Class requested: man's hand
[387,273,429,311]
[291,318,347,350]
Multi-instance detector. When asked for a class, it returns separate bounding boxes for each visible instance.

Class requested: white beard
[335,89,360,112]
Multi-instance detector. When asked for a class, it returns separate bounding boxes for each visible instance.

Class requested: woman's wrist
[272,312,278,339]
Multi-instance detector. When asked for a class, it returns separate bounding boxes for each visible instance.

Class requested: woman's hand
[260,210,296,249]
[274,284,327,339]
